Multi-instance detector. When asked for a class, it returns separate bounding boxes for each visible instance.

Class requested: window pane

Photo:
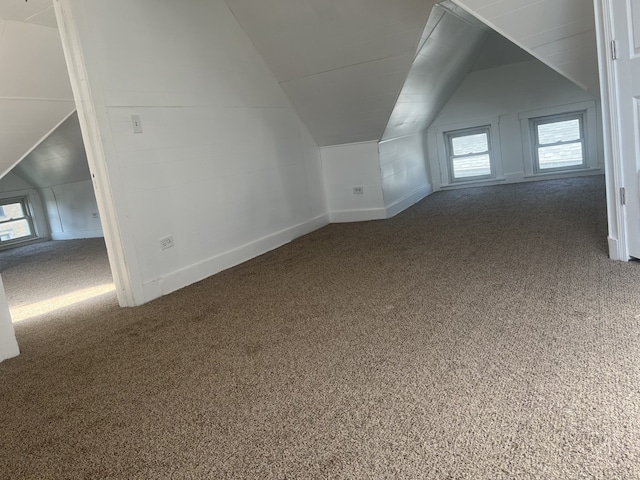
[453,154,491,179]
[538,142,584,170]
[451,133,488,156]
[537,119,581,145]
[0,202,25,222]
[0,219,32,241]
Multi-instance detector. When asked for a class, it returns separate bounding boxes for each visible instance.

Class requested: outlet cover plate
[160,235,174,250]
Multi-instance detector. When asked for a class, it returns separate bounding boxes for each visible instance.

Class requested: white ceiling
[470,32,533,72]
[224,0,437,146]
[15,112,90,188]
[452,0,600,95]
[382,2,491,140]
[0,0,56,27]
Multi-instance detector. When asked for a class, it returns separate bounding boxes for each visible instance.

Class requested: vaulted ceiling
[224,0,599,146]
[382,1,492,140]
[453,0,599,95]
[14,112,89,189]
[0,0,56,27]
[223,0,438,146]
[0,0,601,183]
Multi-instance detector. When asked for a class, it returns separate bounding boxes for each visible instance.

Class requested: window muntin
[446,126,493,182]
[0,197,35,246]
[532,113,586,172]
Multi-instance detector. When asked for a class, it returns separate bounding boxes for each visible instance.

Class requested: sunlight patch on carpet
[10,283,116,322]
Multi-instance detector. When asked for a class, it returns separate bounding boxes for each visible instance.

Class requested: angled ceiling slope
[383,1,492,140]
[452,0,600,95]
[0,2,76,181]
[224,0,437,146]
[14,112,89,189]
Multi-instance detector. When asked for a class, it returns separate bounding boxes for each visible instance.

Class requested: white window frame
[530,112,587,173]
[0,196,37,247]
[445,125,494,183]
[435,117,503,188]
[520,101,600,177]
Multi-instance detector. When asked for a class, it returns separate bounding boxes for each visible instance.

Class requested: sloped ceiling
[452,0,600,95]
[0,6,75,181]
[0,0,57,27]
[223,0,438,146]
[382,2,491,141]
[470,31,534,72]
[14,112,90,189]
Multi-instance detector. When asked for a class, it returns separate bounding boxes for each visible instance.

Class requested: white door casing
[594,0,640,260]
[611,0,640,258]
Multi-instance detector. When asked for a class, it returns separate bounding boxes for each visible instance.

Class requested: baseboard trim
[329,208,387,223]
[608,236,624,261]
[385,184,433,218]
[51,229,104,241]
[141,214,330,303]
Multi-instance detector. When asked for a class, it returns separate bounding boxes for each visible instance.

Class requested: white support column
[0,275,19,363]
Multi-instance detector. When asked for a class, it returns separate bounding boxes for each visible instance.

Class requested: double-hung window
[445,126,494,183]
[531,112,586,172]
[0,197,36,246]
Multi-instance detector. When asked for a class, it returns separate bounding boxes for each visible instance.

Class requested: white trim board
[51,229,104,241]
[54,0,141,306]
[593,0,627,261]
[141,214,330,304]
[329,208,387,223]
[385,184,433,218]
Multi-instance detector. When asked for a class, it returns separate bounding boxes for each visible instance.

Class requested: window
[0,197,36,246]
[445,126,494,182]
[531,112,586,172]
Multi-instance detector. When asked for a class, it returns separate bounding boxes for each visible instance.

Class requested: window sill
[440,177,506,189]
[523,167,601,178]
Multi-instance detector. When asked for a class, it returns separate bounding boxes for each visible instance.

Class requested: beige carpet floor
[1,175,640,479]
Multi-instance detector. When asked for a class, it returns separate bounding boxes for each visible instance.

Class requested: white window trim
[446,125,494,183]
[520,101,600,177]
[436,117,503,188]
[0,195,37,247]
[530,112,586,173]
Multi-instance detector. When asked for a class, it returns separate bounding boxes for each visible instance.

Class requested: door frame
[52,0,138,306]
[594,0,629,261]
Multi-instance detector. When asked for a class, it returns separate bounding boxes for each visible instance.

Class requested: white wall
[321,142,385,222]
[427,60,604,189]
[379,133,432,217]
[41,181,102,240]
[0,275,19,363]
[58,0,328,305]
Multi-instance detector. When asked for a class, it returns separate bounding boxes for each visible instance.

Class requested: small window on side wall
[531,112,586,173]
[0,197,36,246]
[445,126,494,183]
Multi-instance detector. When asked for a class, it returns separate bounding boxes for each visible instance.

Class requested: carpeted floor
[1,175,640,479]
[0,238,115,321]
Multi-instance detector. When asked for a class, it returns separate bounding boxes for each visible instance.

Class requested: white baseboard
[329,208,387,223]
[141,214,330,303]
[51,229,104,241]
[608,236,624,261]
[385,184,433,218]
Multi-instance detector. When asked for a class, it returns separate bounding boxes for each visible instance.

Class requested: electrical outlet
[353,186,364,195]
[131,114,143,134]
[159,235,174,250]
